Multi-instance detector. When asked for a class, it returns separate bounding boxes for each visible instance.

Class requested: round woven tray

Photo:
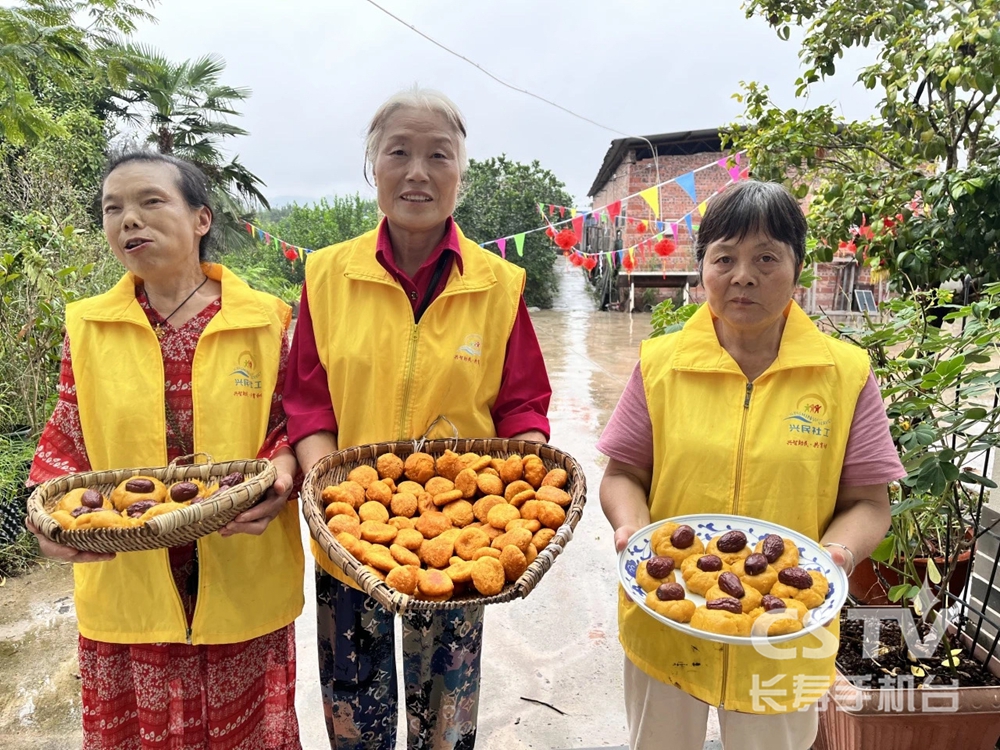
[27,456,276,553]
[302,438,587,613]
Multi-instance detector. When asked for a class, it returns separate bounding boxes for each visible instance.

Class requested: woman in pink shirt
[597,180,905,750]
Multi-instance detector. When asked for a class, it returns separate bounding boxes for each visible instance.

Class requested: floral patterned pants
[315,568,484,750]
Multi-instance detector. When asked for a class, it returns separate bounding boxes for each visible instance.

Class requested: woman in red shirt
[285,88,552,749]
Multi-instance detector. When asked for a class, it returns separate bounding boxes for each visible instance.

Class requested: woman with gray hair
[597,180,903,749]
[284,88,551,749]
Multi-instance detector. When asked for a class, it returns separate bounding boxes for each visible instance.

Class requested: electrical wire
[361,0,632,138]
[360,0,665,190]
[360,0,667,187]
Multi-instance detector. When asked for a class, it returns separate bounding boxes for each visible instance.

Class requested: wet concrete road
[0,265,724,748]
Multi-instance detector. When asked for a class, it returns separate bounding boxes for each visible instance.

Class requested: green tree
[262,194,381,257]
[218,195,380,301]
[0,0,153,144]
[453,156,573,309]
[121,47,268,253]
[731,0,1000,294]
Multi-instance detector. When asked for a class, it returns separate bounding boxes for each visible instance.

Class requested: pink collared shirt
[597,362,905,486]
[284,218,551,444]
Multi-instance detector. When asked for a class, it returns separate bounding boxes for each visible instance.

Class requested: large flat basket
[27,457,276,553]
[302,438,587,613]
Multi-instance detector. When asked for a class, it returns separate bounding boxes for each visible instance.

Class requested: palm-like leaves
[0,1,154,143]
[0,3,87,142]
[120,46,270,251]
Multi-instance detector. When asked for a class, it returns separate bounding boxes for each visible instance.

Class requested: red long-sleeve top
[284,218,551,444]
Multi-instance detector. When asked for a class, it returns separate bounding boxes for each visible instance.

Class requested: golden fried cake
[754,534,800,571]
[652,522,705,565]
[704,572,764,614]
[681,554,731,596]
[109,476,167,512]
[705,530,751,566]
[691,598,753,636]
[749,595,810,636]
[644,582,696,622]
[769,567,829,609]
[731,553,779,595]
[636,556,677,593]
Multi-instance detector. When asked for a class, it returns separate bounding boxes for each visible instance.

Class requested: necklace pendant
[154,324,165,341]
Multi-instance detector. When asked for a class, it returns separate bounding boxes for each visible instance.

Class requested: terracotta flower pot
[814,667,1000,750]
[814,625,1000,750]
[848,540,974,605]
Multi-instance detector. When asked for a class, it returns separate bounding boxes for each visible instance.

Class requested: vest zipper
[165,549,191,644]
[397,325,421,440]
[731,382,754,514]
[721,380,755,708]
[186,538,203,646]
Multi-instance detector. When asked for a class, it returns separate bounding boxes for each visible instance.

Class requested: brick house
[586,129,887,315]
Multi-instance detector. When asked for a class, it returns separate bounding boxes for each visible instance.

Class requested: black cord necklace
[150,276,209,340]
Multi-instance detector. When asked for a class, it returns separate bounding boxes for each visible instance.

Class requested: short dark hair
[99,151,215,260]
[695,180,807,280]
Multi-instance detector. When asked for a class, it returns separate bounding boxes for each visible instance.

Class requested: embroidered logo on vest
[784,394,831,448]
[231,349,263,398]
[454,334,482,365]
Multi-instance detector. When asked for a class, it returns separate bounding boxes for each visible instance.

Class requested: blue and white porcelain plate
[618,514,848,646]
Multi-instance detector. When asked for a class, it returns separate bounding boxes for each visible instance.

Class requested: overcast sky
[131,0,881,206]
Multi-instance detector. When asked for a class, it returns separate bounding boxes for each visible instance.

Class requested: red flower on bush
[554,229,578,250]
[654,238,676,257]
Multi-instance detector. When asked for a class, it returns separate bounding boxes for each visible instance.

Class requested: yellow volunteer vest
[620,301,869,713]
[65,263,304,645]
[305,223,524,580]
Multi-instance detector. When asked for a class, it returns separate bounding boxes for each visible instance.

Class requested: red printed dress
[30,288,301,750]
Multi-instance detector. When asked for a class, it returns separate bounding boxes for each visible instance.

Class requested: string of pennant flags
[482,152,747,271]
[543,177,739,273]
[241,151,746,275]
[243,222,314,261]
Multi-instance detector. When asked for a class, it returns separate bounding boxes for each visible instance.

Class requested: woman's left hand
[220,470,294,537]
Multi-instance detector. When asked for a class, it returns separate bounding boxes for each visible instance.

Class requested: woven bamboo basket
[27,455,276,553]
[302,438,587,613]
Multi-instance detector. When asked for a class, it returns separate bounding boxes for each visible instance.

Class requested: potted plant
[814,284,1000,750]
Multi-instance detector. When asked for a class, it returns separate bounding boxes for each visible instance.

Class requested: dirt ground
[0,562,80,749]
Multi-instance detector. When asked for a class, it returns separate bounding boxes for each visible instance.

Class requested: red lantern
[284,248,298,261]
[569,253,584,266]
[622,254,636,272]
[545,226,555,239]
[637,221,648,233]
[654,238,676,257]
[582,256,598,271]
[554,229,578,250]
